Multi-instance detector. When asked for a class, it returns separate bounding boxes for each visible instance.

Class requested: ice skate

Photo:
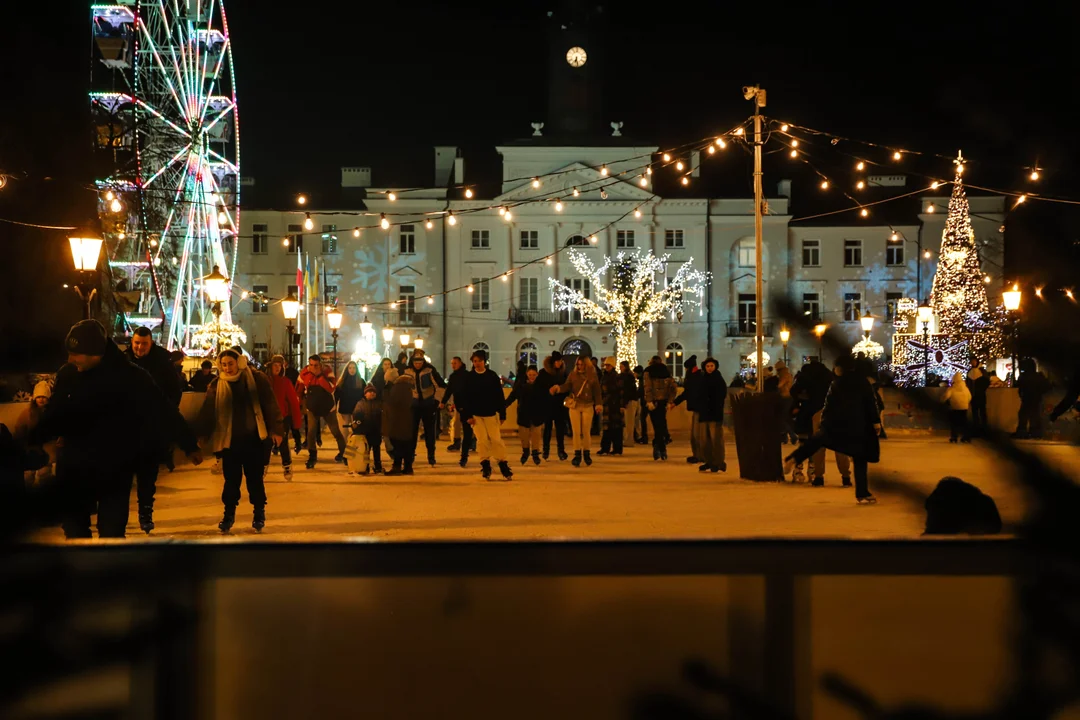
[496,460,513,481]
[252,505,265,532]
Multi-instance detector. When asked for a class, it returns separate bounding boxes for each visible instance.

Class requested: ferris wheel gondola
[90,0,240,351]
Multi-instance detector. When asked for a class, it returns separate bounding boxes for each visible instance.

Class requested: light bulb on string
[504,210,513,221]
[447,211,456,225]
[353,227,360,237]
[926,204,935,213]
[820,180,829,190]
[860,208,869,218]
[734,127,744,136]
[380,213,390,229]
[545,258,553,266]
[554,199,563,212]
[282,237,290,247]
[1067,289,1075,300]
[361,305,368,312]
[387,191,397,202]
[930,181,940,190]
[390,302,397,309]
[715,138,726,149]
[466,285,474,293]
[425,219,434,230]
[676,161,684,171]
[1035,287,1043,299]
[149,238,158,248]
[1016,194,1027,205]
[1029,169,1040,181]
[681,177,689,186]
[856,180,865,190]
[600,189,608,199]
[240,290,249,300]
[639,175,649,186]
[572,187,580,197]
[893,150,902,160]
[297,194,307,205]
[789,149,798,158]
[662,153,671,162]
[218,211,228,226]
[304,213,314,231]
[856,161,865,171]
[532,177,541,188]
[924,250,931,259]
[890,232,899,241]
[984,276,992,284]
[501,274,508,282]
[589,235,598,244]
[634,208,642,219]
[464,187,474,198]
[118,232,126,240]
[646,166,653,175]
[707,145,715,155]
[780,123,789,132]
[498,206,506,216]
[790,139,799,148]
[427,296,434,305]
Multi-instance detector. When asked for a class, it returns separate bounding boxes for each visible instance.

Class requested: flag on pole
[295,245,303,301]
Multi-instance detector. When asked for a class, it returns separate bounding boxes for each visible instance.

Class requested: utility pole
[745,84,766,386]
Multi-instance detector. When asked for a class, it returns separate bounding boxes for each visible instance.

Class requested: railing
[726,321,774,337]
[384,311,430,327]
[508,307,601,325]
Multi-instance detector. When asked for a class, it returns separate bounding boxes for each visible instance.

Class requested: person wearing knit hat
[344,382,383,475]
[32,381,52,403]
[31,320,203,539]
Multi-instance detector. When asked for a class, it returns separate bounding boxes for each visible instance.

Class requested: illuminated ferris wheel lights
[217,211,228,226]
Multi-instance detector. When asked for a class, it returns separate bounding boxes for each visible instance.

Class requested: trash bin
[730,391,784,481]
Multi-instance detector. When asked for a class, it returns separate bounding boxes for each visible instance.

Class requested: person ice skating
[381,368,417,476]
[550,356,603,467]
[197,349,282,532]
[189,360,216,393]
[404,352,446,466]
[296,354,346,468]
[618,361,638,448]
[672,355,702,462]
[697,358,728,472]
[538,351,570,460]
[505,364,545,465]
[789,357,850,485]
[633,365,650,444]
[334,361,366,441]
[1014,358,1051,439]
[786,355,881,503]
[267,355,302,481]
[461,350,513,480]
[31,320,202,539]
[597,357,625,455]
[942,371,973,443]
[346,384,383,475]
[642,356,676,461]
[14,381,55,485]
[442,356,475,467]
[965,359,990,436]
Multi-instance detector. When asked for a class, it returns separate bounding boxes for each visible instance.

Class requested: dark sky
[2,0,1078,369]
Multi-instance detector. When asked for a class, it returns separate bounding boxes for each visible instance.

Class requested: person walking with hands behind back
[198,349,283,532]
[461,350,513,480]
[549,356,603,467]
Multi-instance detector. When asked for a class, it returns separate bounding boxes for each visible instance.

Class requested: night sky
[2,0,1078,370]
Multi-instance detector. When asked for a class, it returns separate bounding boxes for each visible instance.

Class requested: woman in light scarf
[197,349,283,532]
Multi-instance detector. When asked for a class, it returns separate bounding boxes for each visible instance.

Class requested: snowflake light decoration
[892,335,969,387]
[549,248,710,365]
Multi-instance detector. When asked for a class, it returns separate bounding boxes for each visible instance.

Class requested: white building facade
[233,149,1005,380]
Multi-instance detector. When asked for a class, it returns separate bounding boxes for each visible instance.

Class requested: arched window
[736,237,755,267]
[665,341,685,378]
[471,341,490,361]
[517,339,539,369]
[560,338,592,360]
[565,234,587,247]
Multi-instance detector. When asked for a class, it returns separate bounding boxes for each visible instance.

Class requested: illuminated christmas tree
[549,249,710,365]
[929,154,991,334]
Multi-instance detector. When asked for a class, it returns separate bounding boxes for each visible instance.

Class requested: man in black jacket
[696,358,728,472]
[618,361,639,448]
[966,359,991,436]
[461,350,513,480]
[789,358,841,485]
[672,355,703,463]
[442,356,474,467]
[124,325,185,532]
[33,320,202,539]
[537,351,568,460]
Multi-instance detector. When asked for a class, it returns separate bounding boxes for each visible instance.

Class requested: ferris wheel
[90,0,239,351]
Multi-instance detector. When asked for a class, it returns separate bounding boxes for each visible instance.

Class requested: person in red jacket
[296,354,347,468]
[268,355,302,480]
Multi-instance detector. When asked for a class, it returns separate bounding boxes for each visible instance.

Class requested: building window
[885,291,903,321]
[324,284,339,302]
[844,239,863,267]
[665,229,684,248]
[802,292,821,322]
[737,293,756,333]
[321,224,338,254]
[802,239,820,267]
[471,230,490,249]
[287,224,303,253]
[737,238,755,267]
[399,224,416,254]
[253,342,269,364]
[665,342,685,378]
[886,242,904,266]
[517,340,539,368]
[399,284,415,320]
[472,341,490,359]
[844,292,862,322]
[471,277,490,311]
[251,284,268,313]
[519,277,539,310]
[519,230,538,249]
[288,284,298,301]
[565,234,587,246]
[617,230,635,248]
[563,278,591,322]
[252,224,268,254]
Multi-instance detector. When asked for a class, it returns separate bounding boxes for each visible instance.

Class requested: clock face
[566,46,587,68]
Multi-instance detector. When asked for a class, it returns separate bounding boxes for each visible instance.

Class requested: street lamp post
[281,290,300,370]
[813,323,827,362]
[69,236,104,320]
[327,305,343,377]
[860,309,875,341]
[1002,284,1022,385]
[382,327,395,358]
[779,328,790,366]
[200,265,230,355]
[917,301,933,387]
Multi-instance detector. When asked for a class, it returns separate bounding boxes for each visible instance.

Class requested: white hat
[33,381,51,399]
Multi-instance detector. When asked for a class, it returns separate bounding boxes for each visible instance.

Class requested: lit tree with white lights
[549,249,710,365]
[929,155,993,335]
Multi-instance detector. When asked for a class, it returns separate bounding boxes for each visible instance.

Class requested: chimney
[434,146,458,187]
[776,179,792,198]
[341,167,371,188]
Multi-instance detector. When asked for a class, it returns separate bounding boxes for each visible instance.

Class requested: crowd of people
[5,318,1079,540]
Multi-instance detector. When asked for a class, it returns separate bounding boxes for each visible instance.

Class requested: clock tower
[545,2,605,138]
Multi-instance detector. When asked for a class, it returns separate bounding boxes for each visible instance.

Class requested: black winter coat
[460,369,506,422]
[618,371,638,407]
[698,370,728,423]
[125,342,183,406]
[790,361,834,434]
[443,366,469,408]
[352,397,382,437]
[335,371,367,415]
[33,342,197,470]
[506,379,546,427]
[817,372,881,463]
[536,356,568,415]
[673,368,704,412]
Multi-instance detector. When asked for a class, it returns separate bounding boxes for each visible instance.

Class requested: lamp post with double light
[382,327,395,358]
[779,328,790,366]
[327,305,343,377]
[1002,284,1022,385]
[917,301,933,387]
[69,236,104,320]
[281,291,300,370]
